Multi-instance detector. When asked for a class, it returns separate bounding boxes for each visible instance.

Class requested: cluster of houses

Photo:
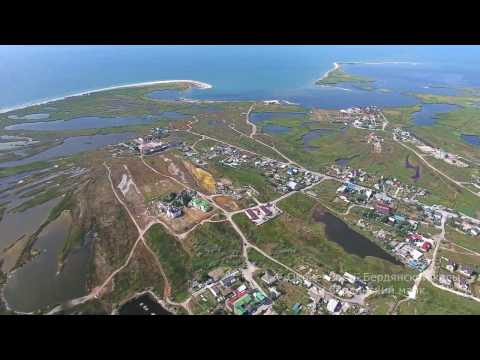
[391,235,433,271]
[115,127,172,154]
[152,190,211,219]
[132,127,179,155]
[423,204,457,226]
[329,164,428,204]
[337,106,385,130]
[260,269,366,315]
[244,203,283,225]
[255,161,321,193]
[322,271,368,299]
[182,142,323,196]
[451,217,480,237]
[215,181,257,201]
[367,132,383,153]
[193,268,272,315]
[438,257,478,293]
[214,145,323,195]
[181,141,320,197]
[393,128,469,168]
[336,178,373,204]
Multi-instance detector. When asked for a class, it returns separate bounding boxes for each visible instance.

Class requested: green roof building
[190,197,211,212]
[234,294,253,315]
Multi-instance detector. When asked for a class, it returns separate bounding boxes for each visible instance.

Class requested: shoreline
[0,79,213,115]
[317,62,341,83]
[316,60,420,84]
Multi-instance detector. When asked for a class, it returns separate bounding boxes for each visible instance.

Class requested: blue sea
[1,45,480,111]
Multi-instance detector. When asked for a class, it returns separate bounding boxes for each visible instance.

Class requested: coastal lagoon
[462,134,480,147]
[3,211,90,313]
[0,132,134,168]
[341,62,467,96]
[411,104,459,126]
[4,112,189,132]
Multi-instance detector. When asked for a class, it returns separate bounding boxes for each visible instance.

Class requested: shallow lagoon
[0,132,134,168]
[462,134,480,147]
[411,103,459,126]
[3,212,90,313]
[5,112,189,132]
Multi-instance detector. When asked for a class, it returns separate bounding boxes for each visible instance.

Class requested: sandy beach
[317,62,341,83]
[0,79,212,115]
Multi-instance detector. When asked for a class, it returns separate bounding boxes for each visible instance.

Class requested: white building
[287,181,298,191]
[327,299,341,314]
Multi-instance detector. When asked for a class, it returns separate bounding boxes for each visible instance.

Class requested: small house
[261,272,277,286]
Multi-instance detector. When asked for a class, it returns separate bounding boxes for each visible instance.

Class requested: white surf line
[317,84,353,92]
[0,79,213,115]
[317,61,341,83]
[343,61,420,66]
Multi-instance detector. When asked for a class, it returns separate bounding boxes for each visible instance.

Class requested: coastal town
[103,101,480,315]
[1,56,480,317]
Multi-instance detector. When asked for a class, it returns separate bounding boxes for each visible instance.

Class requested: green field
[186,221,243,280]
[445,226,480,253]
[365,294,398,315]
[398,279,480,315]
[145,224,192,302]
[146,220,247,300]
[383,105,422,128]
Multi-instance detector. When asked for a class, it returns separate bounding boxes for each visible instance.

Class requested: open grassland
[146,220,245,300]
[410,93,480,107]
[365,294,398,315]
[438,248,480,267]
[191,114,284,161]
[309,179,348,213]
[445,225,480,253]
[102,244,165,310]
[383,105,422,128]
[273,281,311,315]
[145,224,192,302]
[398,279,480,315]
[185,221,243,281]
[190,290,218,315]
[262,121,358,171]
